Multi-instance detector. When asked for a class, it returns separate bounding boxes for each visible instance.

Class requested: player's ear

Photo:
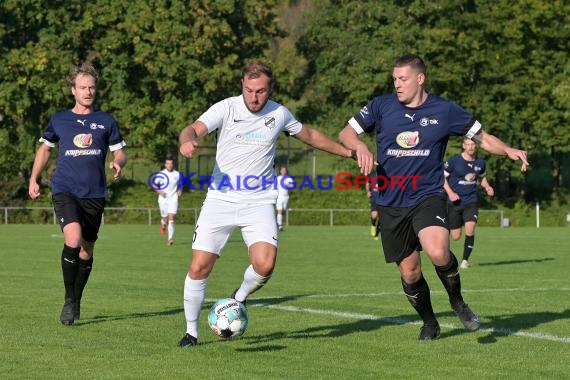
[417,72,425,86]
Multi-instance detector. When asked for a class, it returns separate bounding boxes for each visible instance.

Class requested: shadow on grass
[434,308,570,343]
[75,307,184,326]
[475,308,570,344]
[74,294,306,326]
[477,257,555,266]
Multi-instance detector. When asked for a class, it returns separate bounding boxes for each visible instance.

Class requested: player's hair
[394,54,427,75]
[165,155,175,162]
[67,62,99,88]
[242,60,274,88]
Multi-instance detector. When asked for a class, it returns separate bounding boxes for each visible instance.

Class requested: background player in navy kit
[28,62,127,325]
[365,172,381,240]
[339,54,527,340]
[444,138,494,269]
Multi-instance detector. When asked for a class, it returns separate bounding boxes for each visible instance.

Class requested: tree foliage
[0,0,281,203]
[0,0,568,204]
[295,0,569,199]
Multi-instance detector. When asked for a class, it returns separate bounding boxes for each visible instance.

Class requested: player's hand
[351,145,375,175]
[28,181,40,200]
[180,140,199,159]
[449,192,460,202]
[485,187,495,197]
[109,161,122,180]
[505,147,529,172]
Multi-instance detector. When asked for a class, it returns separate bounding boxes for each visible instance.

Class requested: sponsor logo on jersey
[90,123,106,130]
[73,133,92,148]
[419,117,439,126]
[396,131,419,148]
[234,132,272,146]
[64,149,102,157]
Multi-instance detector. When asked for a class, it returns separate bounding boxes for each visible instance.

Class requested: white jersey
[276,175,293,198]
[198,95,303,204]
[157,169,181,198]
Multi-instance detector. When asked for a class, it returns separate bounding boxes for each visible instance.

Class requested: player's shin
[234,265,271,302]
[74,257,93,303]
[183,275,207,338]
[435,252,463,307]
[401,275,437,325]
[61,245,80,300]
[463,235,475,261]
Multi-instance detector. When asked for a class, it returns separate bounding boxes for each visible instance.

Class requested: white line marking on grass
[303,288,570,298]
[253,304,570,344]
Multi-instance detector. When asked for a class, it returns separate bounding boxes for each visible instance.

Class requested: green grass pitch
[1,224,568,379]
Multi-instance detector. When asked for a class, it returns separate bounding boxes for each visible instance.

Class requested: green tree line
[1,0,568,206]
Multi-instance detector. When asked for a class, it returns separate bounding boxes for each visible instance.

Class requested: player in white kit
[155,156,181,246]
[177,60,373,347]
[275,166,294,231]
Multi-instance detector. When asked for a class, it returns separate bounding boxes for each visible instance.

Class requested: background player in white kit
[177,60,373,347]
[155,156,182,246]
[276,166,294,231]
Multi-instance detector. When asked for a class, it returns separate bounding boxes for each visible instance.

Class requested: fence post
[330,209,333,226]
[148,208,151,225]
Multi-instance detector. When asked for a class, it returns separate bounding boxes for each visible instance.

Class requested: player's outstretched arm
[339,125,375,175]
[28,144,52,200]
[295,126,373,174]
[474,130,529,172]
[179,121,208,159]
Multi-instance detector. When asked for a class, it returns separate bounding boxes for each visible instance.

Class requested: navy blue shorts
[447,202,478,230]
[52,192,106,242]
[378,196,448,263]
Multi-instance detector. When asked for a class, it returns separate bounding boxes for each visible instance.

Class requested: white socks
[183,275,207,338]
[276,214,283,227]
[168,221,175,240]
[234,265,271,302]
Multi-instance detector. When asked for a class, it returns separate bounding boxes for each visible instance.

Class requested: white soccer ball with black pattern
[208,298,248,338]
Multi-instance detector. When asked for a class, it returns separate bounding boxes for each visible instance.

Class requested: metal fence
[1,206,506,227]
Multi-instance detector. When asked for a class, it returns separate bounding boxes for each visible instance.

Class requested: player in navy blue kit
[444,139,494,269]
[340,54,528,340]
[29,62,127,325]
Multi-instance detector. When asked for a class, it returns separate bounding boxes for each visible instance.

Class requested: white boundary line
[208,287,569,344]
[252,304,570,344]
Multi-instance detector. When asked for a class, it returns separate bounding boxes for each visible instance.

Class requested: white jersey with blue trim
[198,95,302,204]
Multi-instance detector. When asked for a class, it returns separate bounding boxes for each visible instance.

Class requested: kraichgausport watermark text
[148,171,422,191]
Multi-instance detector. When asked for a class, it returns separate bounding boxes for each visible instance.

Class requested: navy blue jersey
[40,110,126,198]
[444,155,486,205]
[349,93,481,207]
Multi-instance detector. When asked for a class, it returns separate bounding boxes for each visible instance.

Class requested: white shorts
[275,196,289,211]
[158,196,178,217]
[192,198,278,255]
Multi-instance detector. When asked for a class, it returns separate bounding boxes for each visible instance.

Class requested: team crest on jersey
[396,131,419,148]
[464,173,476,181]
[264,117,276,129]
[73,133,93,148]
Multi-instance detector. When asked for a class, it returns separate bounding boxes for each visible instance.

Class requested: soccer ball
[208,298,248,338]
